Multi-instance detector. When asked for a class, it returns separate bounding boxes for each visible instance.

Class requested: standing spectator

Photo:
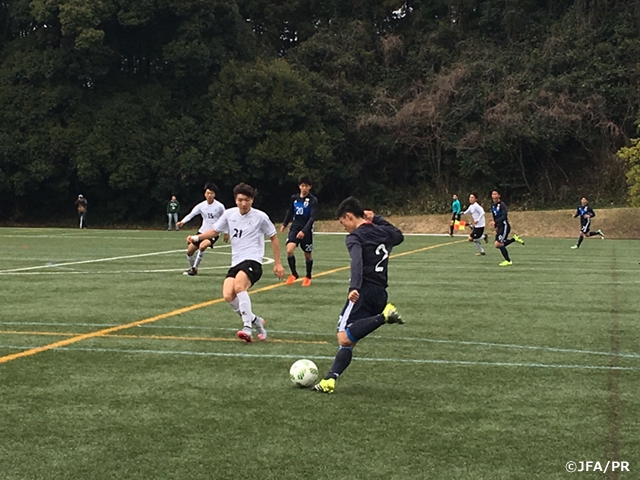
[75,194,88,229]
[167,195,180,231]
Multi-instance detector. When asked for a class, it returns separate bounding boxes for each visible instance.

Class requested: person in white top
[187,183,285,343]
[177,182,226,276]
[461,192,488,256]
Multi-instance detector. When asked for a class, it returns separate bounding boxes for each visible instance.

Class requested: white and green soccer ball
[289,359,318,388]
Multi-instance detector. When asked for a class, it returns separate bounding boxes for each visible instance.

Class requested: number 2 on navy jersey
[375,244,389,272]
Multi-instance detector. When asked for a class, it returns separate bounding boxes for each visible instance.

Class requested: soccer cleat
[382,303,403,324]
[236,330,253,343]
[570,245,579,249]
[597,229,605,239]
[483,234,488,243]
[475,252,486,256]
[183,267,198,276]
[301,277,312,287]
[285,274,298,285]
[313,378,335,394]
[513,235,525,245]
[498,260,513,266]
[253,316,267,341]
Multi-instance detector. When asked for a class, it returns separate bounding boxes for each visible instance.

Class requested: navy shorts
[451,212,461,222]
[495,221,511,243]
[336,282,388,334]
[580,219,591,234]
[286,228,313,253]
[226,260,263,286]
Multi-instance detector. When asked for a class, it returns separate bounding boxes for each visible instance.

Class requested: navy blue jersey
[283,194,318,234]
[574,205,595,226]
[491,201,508,224]
[346,215,404,290]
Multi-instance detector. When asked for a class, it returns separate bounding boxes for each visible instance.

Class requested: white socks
[194,250,205,268]
[236,291,254,329]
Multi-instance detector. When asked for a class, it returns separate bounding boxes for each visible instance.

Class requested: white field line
[1,321,638,360]
[0,344,635,371]
[0,245,240,274]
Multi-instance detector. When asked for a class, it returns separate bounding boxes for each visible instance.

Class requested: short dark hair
[470,192,478,199]
[298,175,312,186]
[492,189,501,196]
[336,196,365,219]
[233,182,257,198]
[204,182,219,195]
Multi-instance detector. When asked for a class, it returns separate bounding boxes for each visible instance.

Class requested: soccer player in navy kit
[313,197,404,394]
[571,197,604,249]
[280,176,318,287]
[490,189,524,266]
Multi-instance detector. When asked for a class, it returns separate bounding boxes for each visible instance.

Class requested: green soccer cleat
[570,245,579,249]
[382,303,403,324]
[313,378,335,394]
[513,234,525,245]
[498,260,513,266]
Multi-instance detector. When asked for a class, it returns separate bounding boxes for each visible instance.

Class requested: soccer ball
[289,359,318,388]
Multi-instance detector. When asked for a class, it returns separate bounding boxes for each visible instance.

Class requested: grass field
[1,227,639,479]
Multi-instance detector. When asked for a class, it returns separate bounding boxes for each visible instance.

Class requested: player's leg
[167,213,173,231]
[285,233,299,284]
[449,213,455,236]
[574,225,588,248]
[315,286,400,393]
[495,223,512,265]
[228,262,265,342]
[184,242,198,275]
[301,234,314,286]
[193,239,212,270]
[471,228,485,255]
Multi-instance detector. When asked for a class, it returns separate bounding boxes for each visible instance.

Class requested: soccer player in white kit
[177,182,226,276]
[461,192,487,256]
[187,183,285,342]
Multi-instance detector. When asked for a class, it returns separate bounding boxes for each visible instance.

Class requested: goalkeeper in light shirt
[461,193,487,256]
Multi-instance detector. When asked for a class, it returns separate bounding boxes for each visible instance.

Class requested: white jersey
[462,203,486,228]
[180,199,225,233]
[213,207,277,267]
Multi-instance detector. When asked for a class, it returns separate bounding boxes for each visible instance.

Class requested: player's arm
[280,198,294,232]
[269,233,285,280]
[370,214,404,247]
[588,207,595,218]
[300,197,319,235]
[346,237,364,302]
[178,205,199,228]
[187,228,219,243]
[573,207,579,218]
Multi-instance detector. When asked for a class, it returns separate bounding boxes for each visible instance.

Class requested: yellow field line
[0,330,328,345]
[0,239,462,364]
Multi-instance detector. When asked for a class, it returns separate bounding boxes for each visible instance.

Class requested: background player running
[571,197,605,249]
[187,183,284,342]
[280,175,318,287]
[449,194,461,237]
[461,192,486,256]
[313,197,404,394]
[177,182,225,276]
[490,189,524,266]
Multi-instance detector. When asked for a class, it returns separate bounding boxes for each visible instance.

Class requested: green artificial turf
[0,228,638,479]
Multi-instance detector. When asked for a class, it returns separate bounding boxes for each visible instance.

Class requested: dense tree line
[1,0,638,223]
